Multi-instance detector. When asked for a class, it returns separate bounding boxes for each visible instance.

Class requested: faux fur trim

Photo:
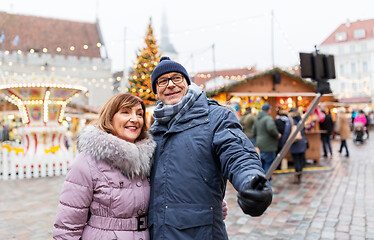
[77,125,156,179]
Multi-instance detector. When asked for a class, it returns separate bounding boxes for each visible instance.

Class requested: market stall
[206,68,337,163]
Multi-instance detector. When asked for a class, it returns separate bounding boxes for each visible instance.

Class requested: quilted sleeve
[53,153,93,240]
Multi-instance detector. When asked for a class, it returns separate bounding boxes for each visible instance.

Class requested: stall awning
[339,96,371,103]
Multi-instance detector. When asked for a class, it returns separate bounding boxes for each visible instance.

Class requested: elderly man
[148,56,273,239]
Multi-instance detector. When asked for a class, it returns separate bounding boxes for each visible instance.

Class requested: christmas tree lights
[127,18,160,105]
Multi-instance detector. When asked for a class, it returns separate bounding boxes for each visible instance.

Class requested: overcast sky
[1,0,373,74]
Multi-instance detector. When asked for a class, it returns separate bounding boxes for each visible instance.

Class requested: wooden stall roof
[206,68,321,97]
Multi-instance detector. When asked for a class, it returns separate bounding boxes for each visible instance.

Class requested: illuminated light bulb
[56,47,61,52]
[96,42,102,47]
[83,45,88,49]
[43,48,48,53]
[70,46,75,51]
[287,97,293,103]
[17,50,22,54]
[30,49,35,53]
[297,96,302,101]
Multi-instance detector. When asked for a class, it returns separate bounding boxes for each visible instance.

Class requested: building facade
[0,12,113,112]
[319,18,374,103]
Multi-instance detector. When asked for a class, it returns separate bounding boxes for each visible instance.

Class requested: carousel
[0,77,86,180]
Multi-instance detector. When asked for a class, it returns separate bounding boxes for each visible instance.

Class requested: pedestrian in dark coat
[275,109,292,154]
[149,56,273,240]
[289,108,308,184]
[319,109,334,157]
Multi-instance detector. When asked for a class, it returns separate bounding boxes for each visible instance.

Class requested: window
[338,46,344,54]
[361,43,367,52]
[341,82,345,89]
[363,61,368,73]
[350,45,355,53]
[335,32,347,41]
[339,64,345,74]
[351,63,356,74]
[352,82,357,90]
[354,29,365,39]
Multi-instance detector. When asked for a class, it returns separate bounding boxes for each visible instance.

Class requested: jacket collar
[77,125,156,179]
[151,92,210,134]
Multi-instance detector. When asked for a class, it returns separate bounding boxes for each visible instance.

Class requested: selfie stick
[264,48,335,180]
[264,93,322,180]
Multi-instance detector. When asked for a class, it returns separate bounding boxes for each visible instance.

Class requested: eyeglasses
[157,75,184,87]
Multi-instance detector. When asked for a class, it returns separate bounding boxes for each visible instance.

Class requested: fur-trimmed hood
[77,125,156,179]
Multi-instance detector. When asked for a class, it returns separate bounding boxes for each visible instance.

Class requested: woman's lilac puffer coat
[53,125,156,240]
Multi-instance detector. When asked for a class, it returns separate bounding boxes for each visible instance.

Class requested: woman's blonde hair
[95,93,148,142]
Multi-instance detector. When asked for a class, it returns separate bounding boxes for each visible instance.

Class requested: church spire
[160,10,178,59]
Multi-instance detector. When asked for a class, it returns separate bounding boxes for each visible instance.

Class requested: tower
[160,11,178,60]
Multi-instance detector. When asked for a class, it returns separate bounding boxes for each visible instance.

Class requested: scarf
[153,83,203,128]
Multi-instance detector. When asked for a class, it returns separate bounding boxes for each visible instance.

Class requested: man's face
[155,72,189,105]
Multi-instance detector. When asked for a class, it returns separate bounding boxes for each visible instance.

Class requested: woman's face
[112,103,144,143]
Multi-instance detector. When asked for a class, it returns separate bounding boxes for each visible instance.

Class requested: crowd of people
[239,102,373,185]
[240,104,308,184]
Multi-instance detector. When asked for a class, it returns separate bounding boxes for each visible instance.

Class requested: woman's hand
[222,199,228,220]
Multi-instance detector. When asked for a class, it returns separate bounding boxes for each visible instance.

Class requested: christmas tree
[127,18,160,104]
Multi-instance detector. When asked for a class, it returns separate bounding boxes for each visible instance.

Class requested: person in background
[2,122,10,141]
[0,122,3,142]
[274,109,292,170]
[252,103,281,174]
[53,93,157,240]
[364,111,370,139]
[239,107,257,145]
[149,56,272,240]
[337,107,350,157]
[351,109,359,131]
[319,109,334,157]
[275,108,292,154]
[288,108,308,184]
[353,110,367,140]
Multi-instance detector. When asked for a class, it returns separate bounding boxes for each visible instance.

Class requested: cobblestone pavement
[1,132,373,240]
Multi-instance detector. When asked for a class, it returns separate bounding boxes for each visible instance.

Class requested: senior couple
[53,56,273,239]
